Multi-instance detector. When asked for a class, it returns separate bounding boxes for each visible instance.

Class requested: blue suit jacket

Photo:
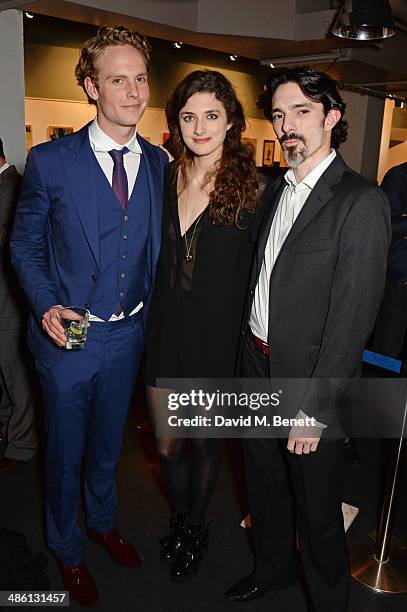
[10,123,167,367]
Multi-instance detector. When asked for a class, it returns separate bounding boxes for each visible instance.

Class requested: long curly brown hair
[166,70,259,226]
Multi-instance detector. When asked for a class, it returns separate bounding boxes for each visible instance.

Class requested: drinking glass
[56,306,90,350]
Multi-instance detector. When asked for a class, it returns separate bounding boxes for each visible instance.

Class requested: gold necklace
[184,211,204,262]
[183,182,205,263]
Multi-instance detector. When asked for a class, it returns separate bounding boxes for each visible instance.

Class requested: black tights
[148,386,221,525]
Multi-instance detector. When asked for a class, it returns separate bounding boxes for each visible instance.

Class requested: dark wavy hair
[166,70,259,226]
[258,66,348,149]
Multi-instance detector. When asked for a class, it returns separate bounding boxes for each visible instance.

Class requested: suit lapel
[138,136,161,216]
[59,124,100,268]
[281,178,333,249]
[252,176,285,285]
[251,154,347,288]
[138,137,163,282]
[0,165,17,187]
[257,177,284,257]
[280,153,346,250]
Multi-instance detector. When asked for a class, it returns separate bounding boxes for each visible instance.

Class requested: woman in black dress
[145,70,265,581]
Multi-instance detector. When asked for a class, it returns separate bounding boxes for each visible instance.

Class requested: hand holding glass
[56,307,90,350]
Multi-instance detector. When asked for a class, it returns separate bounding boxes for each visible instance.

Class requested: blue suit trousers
[36,313,144,566]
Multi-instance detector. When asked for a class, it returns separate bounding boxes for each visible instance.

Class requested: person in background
[11,26,168,607]
[372,160,407,360]
[145,70,269,582]
[0,137,38,474]
[225,67,390,612]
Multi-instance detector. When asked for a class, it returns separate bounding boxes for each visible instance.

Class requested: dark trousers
[0,326,38,461]
[36,313,144,567]
[242,334,350,612]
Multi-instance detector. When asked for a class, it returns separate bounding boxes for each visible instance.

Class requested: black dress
[145,162,268,384]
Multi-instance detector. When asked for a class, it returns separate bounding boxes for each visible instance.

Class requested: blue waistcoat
[90,154,151,320]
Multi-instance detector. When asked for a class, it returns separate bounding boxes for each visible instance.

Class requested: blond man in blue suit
[11,26,167,607]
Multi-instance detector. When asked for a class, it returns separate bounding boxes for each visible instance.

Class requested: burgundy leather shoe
[87,528,142,568]
[58,563,98,607]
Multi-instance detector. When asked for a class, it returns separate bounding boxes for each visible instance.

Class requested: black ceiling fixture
[331,0,395,40]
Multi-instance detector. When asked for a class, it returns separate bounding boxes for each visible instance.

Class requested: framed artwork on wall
[25,125,33,154]
[262,140,275,166]
[47,126,74,141]
[242,137,258,158]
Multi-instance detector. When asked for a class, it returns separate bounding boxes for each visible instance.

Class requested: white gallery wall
[24,97,280,167]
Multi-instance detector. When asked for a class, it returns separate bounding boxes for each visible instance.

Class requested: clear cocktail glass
[56,306,90,350]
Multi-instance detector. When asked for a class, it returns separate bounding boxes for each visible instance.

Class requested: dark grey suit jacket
[0,165,24,329]
[0,165,21,244]
[240,153,391,425]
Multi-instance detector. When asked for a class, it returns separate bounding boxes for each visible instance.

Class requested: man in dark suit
[0,138,38,474]
[11,26,167,607]
[225,67,390,612]
[373,161,407,359]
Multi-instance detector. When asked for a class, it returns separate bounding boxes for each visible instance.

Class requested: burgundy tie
[108,147,129,210]
[109,147,129,317]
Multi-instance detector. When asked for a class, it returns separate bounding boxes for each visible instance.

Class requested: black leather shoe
[225,575,270,602]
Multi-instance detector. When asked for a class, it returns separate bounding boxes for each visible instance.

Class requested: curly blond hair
[75,25,151,104]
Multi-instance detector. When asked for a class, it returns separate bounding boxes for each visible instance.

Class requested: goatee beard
[283,145,309,168]
[280,133,309,168]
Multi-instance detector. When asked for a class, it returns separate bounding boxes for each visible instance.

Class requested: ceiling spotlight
[269,63,275,68]
[24,11,34,19]
[331,0,395,40]
[172,42,183,49]
[229,54,238,62]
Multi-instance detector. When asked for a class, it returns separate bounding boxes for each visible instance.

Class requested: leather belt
[251,332,269,356]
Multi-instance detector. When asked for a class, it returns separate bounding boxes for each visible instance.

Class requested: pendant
[184,253,193,262]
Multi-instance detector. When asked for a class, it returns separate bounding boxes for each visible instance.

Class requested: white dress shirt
[88,119,142,196]
[249,149,337,342]
[87,119,144,322]
[249,150,337,430]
